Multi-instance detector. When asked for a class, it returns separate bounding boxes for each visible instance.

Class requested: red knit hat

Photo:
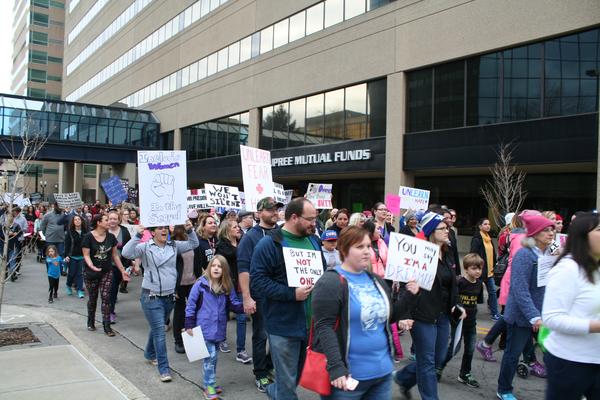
[520,210,555,237]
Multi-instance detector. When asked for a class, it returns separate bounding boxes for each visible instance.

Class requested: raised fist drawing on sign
[151,173,175,199]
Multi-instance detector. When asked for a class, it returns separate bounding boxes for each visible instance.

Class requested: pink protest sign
[385,194,401,216]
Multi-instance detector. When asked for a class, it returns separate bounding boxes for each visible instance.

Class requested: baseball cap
[257,197,284,211]
[238,211,253,221]
[321,230,338,241]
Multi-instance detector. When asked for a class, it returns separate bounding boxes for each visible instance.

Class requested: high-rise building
[62,0,600,226]
[11,0,65,99]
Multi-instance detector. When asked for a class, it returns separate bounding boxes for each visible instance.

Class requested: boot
[87,316,96,331]
[103,321,115,337]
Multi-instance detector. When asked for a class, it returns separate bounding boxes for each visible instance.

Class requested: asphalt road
[3,253,546,399]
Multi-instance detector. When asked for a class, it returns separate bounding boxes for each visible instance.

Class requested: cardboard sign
[306,183,333,209]
[399,186,430,211]
[204,184,241,210]
[187,189,209,210]
[240,145,274,212]
[273,182,288,205]
[537,255,557,287]
[384,232,439,291]
[385,194,401,216]
[137,151,187,227]
[283,247,324,287]
[54,192,83,209]
[101,176,129,205]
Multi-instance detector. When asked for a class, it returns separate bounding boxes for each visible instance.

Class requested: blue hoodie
[184,276,243,342]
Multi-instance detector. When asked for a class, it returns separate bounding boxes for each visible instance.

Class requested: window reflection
[260,26,273,54]
[345,83,367,139]
[272,103,289,149]
[324,89,345,142]
[306,94,324,145]
[503,44,541,121]
[407,69,433,132]
[434,61,465,129]
[273,19,289,49]
[306,3,324,35]
[289,11,306,42]
[467,53,501,125]
[261,106,274,150]
[345,0,366,19]
[240,36,252,62]
[289,98,306,147]
[325,0,343,28]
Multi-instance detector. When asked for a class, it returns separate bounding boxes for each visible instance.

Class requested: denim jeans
[484,278,499,316]
[321,373,392,400]
[203,341,219,387]
[442,322,476,374]
[66,258,84,291]
[497,324,533,394]
[7,248,18,273]
[252,298,273,379]
[395,314,450,400]
[544,351,600,400]
[235,291,247,353]
[265,334,306,400]
[140,289,175,375]
[109,265,122,314]
[484,315,506,344]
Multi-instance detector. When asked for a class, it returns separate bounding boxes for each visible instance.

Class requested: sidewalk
[0,304,149,400]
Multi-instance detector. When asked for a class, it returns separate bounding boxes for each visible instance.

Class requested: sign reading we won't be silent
[283,248,324,287]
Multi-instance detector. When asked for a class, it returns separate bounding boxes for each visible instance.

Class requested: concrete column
[173,127,182,150]
[247,108,261,148]
[58,162,74,193]
[111,163,137,187]
[93,164,102,202]
[73,163,84,194]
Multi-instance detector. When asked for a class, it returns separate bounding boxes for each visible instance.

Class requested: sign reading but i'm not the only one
[283,248,324,287]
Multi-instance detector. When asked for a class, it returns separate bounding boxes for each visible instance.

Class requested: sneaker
[160,373,172,382]
[110,313,116,324]
[203,385,219,399]
[175,343,185,354]
[119,287,128,294]
[146,358,158,366]
[78,290,85,298]
[219,342,230,353]
[236,351,252,364]
[48,298,53,304]
[255,377,270,393]
[458,373,480,388]
[66,287,73,296]
[497,392,518,400]
[214,386,223,394]
[491,314,502,321]
[476,341,497,362]
[529,361,547,378]
[53,292,58,299]
[394,354,402,363]
[392,370,412,399]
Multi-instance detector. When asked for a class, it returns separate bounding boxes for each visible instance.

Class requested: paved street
[3,254,546,399]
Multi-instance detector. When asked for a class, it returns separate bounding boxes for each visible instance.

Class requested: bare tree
[480,142,527,228]
[0,118,49,318]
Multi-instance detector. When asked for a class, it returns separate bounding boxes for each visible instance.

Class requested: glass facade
[0,94,160,148]
[260,79,386,150]
[181,112,249,160]
[407,27,600,132]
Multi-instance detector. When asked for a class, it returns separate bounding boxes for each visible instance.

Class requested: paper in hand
[181,326,210,362]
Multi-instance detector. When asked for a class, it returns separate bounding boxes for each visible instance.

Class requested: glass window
[198,57,208,79]
[288,98,306,147]
[467,52,501,125]
[181,65,190,87]
[210,0,219,12]
[31,12,49,27]
[207,53,218,76]
[324,89,345,142]
[217,48,228,71]
[345,0,366,19]
[306,3,324,35]
[345,83,367,139]
[407,69,433,132]
[367,79,387,137]
[29,69,47,83]
[325,0,343,28]
[201,0,210,16]
[30,50,47,64]
[306,93,324,145]
[260,25,273,54]
[33,0,49,8]
[272,103,290,149]
[189,61,199,83]
[48,56,62,63]
[228,42,240,67]
[434,60,465,129]
[289,11,306,42]
[251,32,261,58]
[273,19,289,49]
[503,43,542,121]
[260,106,274,150]
[226,114,240,155]
[240,37,252,62]
[30,31,48,45]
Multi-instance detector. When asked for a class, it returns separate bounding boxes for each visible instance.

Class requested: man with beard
[250,198,325,400]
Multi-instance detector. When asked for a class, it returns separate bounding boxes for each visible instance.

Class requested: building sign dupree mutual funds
[271,149,371,167]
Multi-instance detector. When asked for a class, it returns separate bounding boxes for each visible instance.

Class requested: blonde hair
[195,213,215,240]
[203,255,233,295]
[218,219,238,243]
[542,211,556,221]
[348,212,366,226]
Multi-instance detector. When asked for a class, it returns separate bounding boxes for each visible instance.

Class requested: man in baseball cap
[256,197,284,211]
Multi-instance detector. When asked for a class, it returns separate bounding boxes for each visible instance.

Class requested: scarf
[481,230,494,277]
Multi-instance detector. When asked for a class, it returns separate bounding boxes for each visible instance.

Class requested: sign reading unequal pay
[399,186,430,211]
[283,248,324,287]
[384,232,439,291]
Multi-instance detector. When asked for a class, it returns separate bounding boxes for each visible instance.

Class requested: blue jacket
[237,224,274,275]
[250,228,324,338]
[184,276,243,342]
[504,246,546,327]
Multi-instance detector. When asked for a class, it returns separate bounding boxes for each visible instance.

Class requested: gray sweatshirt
[40,212,66,243]
[122,230,199,296]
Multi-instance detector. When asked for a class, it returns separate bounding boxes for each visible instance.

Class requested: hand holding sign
[295,285,314,301]
[151,173,175,199]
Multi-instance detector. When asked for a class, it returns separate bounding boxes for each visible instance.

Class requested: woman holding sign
[311,226,419,399]
[394,212,464,400]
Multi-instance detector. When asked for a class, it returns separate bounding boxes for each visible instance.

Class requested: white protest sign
[204,184,242,210]
[137,151,187,227]
[187,189,209,210]
[181,326,210,362]
[54,192,83,208]
[283,247,324,287]
[537,255,557,287]
[273,182,288,205]
[384,232,439,291]
[239,191,246,211]
[399,186,430,211]
[306,183,333,209]
[240,145,273,212]
[452,319,463,356]
[284,190,294,204]
[121,224,139,239]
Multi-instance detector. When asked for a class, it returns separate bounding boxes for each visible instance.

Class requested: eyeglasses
[377,208,388,212]
[299,215,317,223]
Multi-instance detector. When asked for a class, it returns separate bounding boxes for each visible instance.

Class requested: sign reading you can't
[272,149,371,167]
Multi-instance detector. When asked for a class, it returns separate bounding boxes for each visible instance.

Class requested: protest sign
[306,183,333,209]
[204,184,242,210]
[101,175,129,205]
[273,182,288,205]
[399,186,430,211]
[385,194,401,216]
[54,192,83,209]
[239,191,246,211]
[187,189,209,210]
[121,224,139,239]
[120,178,129,191]
[537,255,557,287]
[181,326,210,362]
[240,145,273,212]
[284,190,293,204]
[30,192,42,204]
[127,187,139,204]
[137,150,187,227]
[2,193,31,207]
[283,247,324,287]
[384,232,439,291]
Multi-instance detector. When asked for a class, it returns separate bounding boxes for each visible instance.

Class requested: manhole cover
[0,327,40,347]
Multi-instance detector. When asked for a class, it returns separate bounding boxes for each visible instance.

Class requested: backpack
[494,234,511,285]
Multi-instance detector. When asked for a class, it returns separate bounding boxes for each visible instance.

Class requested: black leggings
[48,277,59,299]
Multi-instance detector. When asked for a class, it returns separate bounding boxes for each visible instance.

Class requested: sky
[0,0,14,94]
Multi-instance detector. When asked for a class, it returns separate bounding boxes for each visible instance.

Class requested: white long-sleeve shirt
[542,256,600,364]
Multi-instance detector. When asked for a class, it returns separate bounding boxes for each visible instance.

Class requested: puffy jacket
[184,276,243,342]
[370,238,388,278]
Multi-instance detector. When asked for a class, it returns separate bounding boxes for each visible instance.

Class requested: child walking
[185,255,243,400]
[46,245,63,303]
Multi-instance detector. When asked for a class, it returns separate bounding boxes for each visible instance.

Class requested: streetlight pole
[40,180,47,201]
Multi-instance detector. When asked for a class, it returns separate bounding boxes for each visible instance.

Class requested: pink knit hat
[520,210,555,237]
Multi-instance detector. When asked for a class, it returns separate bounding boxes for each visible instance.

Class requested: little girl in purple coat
[185,255,243,399]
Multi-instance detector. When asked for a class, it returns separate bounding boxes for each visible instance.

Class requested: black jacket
[64,227,89,257]
[216,238,239,290]
[175,249,202,291]
[312,268,416,380]
[470,230,496,280]
[399,224,416,237]
[196,236,217,271]
[448,229,461,276]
